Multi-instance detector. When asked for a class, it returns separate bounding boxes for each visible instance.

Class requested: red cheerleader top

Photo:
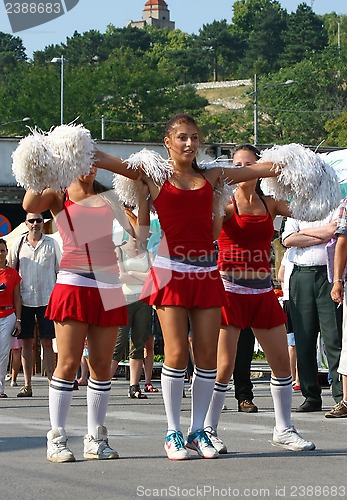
[154,179,215,258]
[218,197,274,273]
[55,191,118,272]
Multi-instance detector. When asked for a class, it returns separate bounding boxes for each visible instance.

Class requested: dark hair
[165,114,202,172]
[233,143,260,159]
[0,238,8,250]
[26,212,43,220]
[233,143,263,195]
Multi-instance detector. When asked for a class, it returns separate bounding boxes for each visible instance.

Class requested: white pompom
[12,130,54,193]
[112,149,173,210]
[213,181,235,218]
[125,149,173,185]
[260,144,341,221]
[12,123,95,192]
[48,124,94,189]
[112,174,139,208]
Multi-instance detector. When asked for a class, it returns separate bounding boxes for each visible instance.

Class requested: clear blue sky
[0,0,346,59]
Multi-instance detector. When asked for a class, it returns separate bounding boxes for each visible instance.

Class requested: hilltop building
[127,0,175,30]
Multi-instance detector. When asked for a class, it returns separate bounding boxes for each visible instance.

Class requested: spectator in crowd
[326,196,347,418]
[0,238,22,398]
[8,213,60,397]
[233,327,258,413]
[7,338,23,387]
[77,338,89,386]
[143,316,159,393]
[282,214,343,412]
[111,198,153,400]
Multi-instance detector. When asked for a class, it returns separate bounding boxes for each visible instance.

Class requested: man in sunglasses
[8,213,60,397]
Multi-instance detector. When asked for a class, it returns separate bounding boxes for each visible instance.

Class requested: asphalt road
[1,375,346,500]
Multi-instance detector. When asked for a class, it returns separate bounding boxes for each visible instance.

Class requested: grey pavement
[1,374,346,500]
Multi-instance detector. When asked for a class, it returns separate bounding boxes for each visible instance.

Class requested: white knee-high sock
[161,364,185,434]
[270,375,292,432]
[204,381,229,431]
[190,366,217,433]
[87,378,112,437]
[49,377,74,430]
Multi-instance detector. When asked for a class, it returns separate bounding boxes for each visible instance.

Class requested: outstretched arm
[94,149,140,180]
[204,162,276,187]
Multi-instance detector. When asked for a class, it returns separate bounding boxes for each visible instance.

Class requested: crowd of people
[2,113,346,464]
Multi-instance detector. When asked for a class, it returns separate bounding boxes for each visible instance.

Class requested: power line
[259,106,343,114]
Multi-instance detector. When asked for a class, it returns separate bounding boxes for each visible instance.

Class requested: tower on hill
[127,0,175,30]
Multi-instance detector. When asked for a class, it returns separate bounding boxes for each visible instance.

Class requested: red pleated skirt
[221,289,287,329]
[140,266,227,309]
[46,284,128,327]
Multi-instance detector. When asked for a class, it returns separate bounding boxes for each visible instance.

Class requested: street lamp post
[0,116,31,128]
[101,115,105,140]
[253,74,259,147]
[0,117,31,135]
[51,55,66,125]
[253,74,295,146]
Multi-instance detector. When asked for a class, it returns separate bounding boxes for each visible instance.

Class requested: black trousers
[289,265,343,405]
[234,327,254,402]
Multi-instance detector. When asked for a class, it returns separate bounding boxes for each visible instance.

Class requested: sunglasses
[27,218,43,224]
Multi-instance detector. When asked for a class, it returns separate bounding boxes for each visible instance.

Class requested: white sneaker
[5,374,11,382]
[272,426,316,451]
[10,380,18,387]
[47,428,76,463]
[84,425,119,460]
[204,426,227,454]
[164,431,190,460]
[186,429,219,459]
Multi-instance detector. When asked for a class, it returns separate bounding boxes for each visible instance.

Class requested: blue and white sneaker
[164,431,190,460]
[186,429,219,459]
[204,426,228,454]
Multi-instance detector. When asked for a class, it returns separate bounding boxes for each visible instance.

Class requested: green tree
[325,113,347,147]
[322,13,347,56]
[280,3,329,66]
[230,0,287,77]
[195,20,237,81]
[0,32,27,73]
[150,29,210,84]
[253,48,347,146]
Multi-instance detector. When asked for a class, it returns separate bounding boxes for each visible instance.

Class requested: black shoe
[296,400,322,412]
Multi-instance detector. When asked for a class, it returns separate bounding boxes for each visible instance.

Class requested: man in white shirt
[8,213,60,397]
[282,214,343,413]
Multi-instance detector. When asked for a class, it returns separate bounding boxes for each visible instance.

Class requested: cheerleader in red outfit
[109,115,277,461]
[23,167,128,463]
[204,144,315,454]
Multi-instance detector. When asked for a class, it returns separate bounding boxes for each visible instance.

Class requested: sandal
[128,384,148,399]
[144,383,159,393]
[0,393,8,398]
